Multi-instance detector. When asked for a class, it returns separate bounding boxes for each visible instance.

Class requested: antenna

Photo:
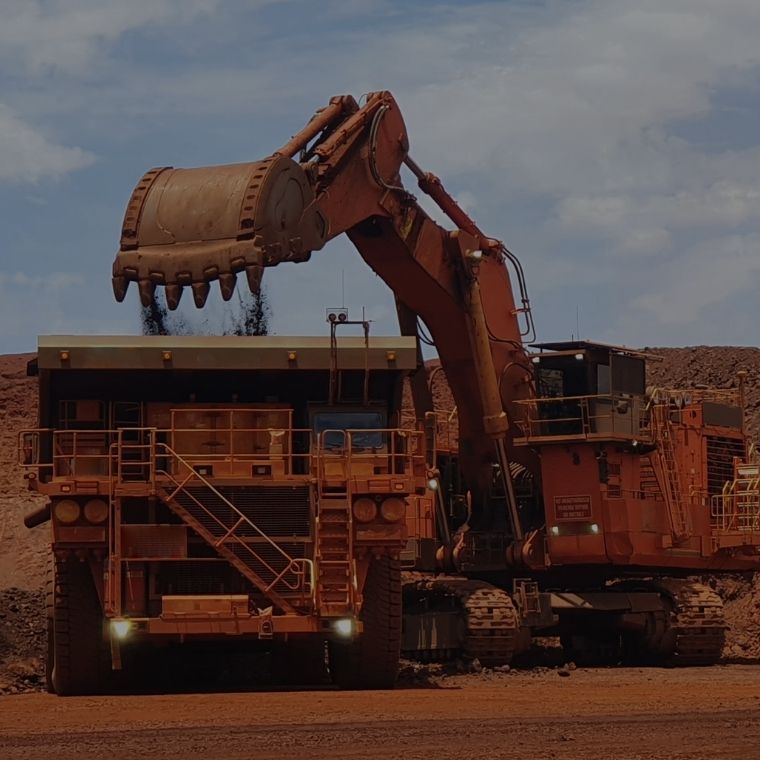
[341,269,345,308]
[576,305,580,341]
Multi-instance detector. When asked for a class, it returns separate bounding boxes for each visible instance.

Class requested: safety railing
[166,408,311,477]
[711,488,760,533]
[711,465,760,533]
[647,387,743,408]
[514,394,647,441]
[19,428,113,478]
[19,421,426,486]
[155,442,314,605]
[19,425,315,481]
[314,427,426,482]
[162,427,313,478]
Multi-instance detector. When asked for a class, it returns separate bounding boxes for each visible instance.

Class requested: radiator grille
[706,435,745,496]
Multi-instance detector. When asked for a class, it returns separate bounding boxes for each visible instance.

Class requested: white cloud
[0,103,94,182]
[2,0,760,349]
[0,0,223,76]
[630,233,760,326]
[0,271,131,351]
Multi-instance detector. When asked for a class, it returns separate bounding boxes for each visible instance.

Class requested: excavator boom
[112,90,536,536]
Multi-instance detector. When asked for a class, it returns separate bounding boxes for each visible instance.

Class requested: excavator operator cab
[521,341,648,441]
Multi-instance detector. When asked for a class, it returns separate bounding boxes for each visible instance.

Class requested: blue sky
[1,0,760,353]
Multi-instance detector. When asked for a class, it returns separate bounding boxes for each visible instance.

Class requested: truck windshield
[313,411,386,450]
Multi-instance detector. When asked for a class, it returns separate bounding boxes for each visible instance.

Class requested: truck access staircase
[314,431,355,617]
[112,432,313,614]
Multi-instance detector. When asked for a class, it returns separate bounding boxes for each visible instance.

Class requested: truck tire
[329,556,401,690]
[271,638,329,686]
[45,556,55,693]
[52,558,111,696]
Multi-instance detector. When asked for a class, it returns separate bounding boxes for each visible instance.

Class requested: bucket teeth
[191,281,210,308]
[138,279,156,307]
[245,265,263,293]
[165,284,183,310]
[219,272,237,301]
[112,276,129,302]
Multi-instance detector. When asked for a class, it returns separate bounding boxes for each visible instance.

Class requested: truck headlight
[380,496,405,522]
[352,497,377,523]
[54,499,81,524]
[84,498,109,524]
[333,618,355,637]
[111,619,132,640]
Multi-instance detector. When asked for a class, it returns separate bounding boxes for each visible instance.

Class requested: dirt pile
[713,574,760,660]
[646,346,760,439]
[0,587,46,694]
[0,354,47,591]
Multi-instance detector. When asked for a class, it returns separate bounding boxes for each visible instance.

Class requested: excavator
[108,90,760,675]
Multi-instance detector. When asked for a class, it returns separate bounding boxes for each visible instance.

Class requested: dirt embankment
[0,354,47,591]
[645,346,760,440]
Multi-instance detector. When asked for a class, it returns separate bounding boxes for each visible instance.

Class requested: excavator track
[401,575,520,666]
[655,579,726,666]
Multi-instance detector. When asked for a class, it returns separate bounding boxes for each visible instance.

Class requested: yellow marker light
[380,496,406,523]
[111,619,132,640]
[352,497,377,523]
[84,498,109,525]
[287,350,297,361]
[54,499,81,524]
[59,350,70,361]
[386,350,396,361]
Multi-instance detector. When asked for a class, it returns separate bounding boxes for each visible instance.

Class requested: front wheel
[329,556,401,690]
[45,556,55,693]
[51,558,111,696]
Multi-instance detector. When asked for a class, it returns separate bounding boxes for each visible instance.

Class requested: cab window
[313,411,386,450]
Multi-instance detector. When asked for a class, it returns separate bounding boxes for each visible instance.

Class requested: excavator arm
[112,90,535,539]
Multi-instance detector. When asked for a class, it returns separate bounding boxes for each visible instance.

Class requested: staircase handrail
[155,442,313,596]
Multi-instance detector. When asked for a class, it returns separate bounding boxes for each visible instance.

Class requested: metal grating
[706,435,746,496]
[177,485,312,537]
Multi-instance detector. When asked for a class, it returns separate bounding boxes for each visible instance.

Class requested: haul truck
[21,333,428,694]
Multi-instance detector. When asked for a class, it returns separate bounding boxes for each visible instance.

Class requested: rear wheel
[329,556,401,690]
[52,558,111,696]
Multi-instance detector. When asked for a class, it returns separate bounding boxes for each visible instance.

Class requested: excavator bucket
[113,155,328,308]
